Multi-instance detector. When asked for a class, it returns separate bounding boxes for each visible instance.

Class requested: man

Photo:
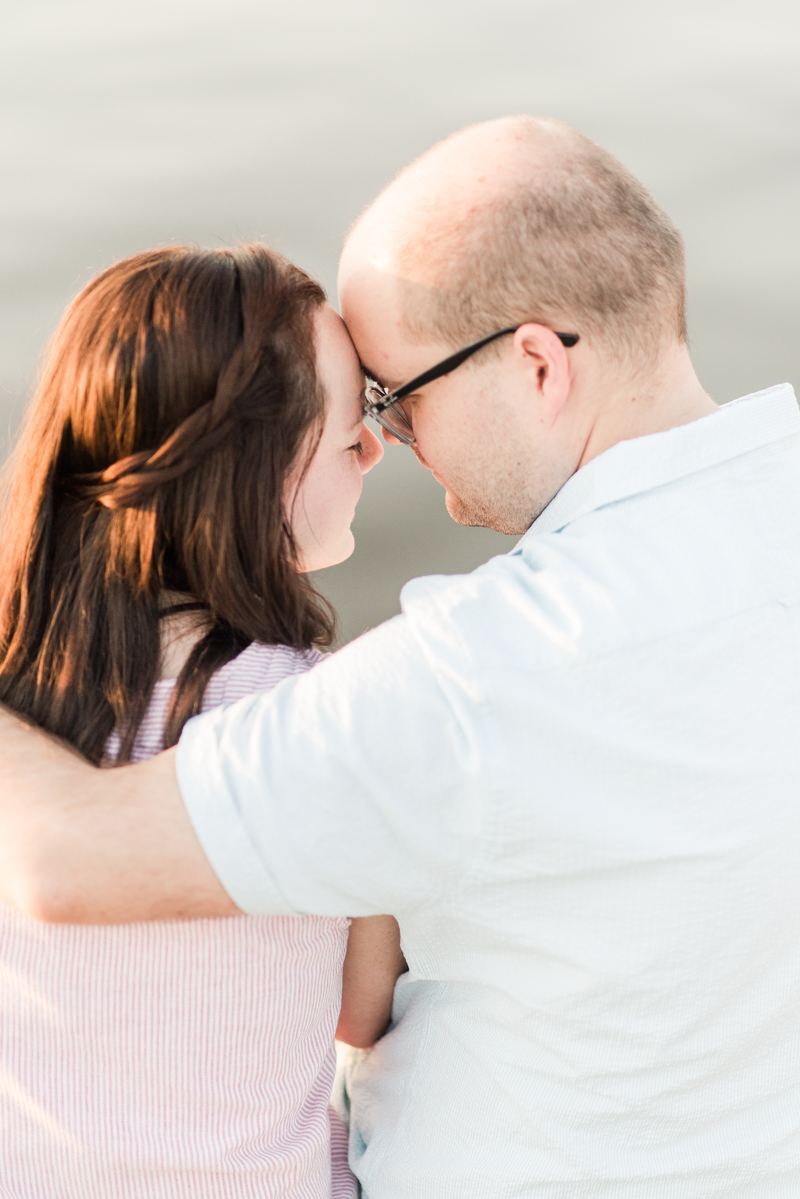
[2,116,800,1197]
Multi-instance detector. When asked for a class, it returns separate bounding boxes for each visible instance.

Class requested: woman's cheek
[351,457,365,502]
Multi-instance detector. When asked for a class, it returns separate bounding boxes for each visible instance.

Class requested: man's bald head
[341,116,686,365]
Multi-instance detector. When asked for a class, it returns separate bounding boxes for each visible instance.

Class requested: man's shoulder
[397,433,800,678]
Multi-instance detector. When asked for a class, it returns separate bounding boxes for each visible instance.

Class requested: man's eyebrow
[360,362,397,391]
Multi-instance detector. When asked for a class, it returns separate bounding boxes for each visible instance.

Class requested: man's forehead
[345,319,400,388]
[340,277,406,385]
[339,257,400,316]
[340,267,448,387]
[351,333,436,394]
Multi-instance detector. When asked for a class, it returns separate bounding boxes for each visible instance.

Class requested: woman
[0,243,405,1196]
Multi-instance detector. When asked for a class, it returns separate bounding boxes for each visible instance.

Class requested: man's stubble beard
[444,488,527,535]
[443,478,553,536]
[442,451,570,535]
[415,433,566,536]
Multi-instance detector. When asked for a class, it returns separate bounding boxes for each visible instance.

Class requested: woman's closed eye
[348,439,364,455]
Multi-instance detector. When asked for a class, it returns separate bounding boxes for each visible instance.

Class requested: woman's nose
[359,423,384,473]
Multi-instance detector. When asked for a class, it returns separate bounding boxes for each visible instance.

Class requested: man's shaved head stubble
[339,117,713,534]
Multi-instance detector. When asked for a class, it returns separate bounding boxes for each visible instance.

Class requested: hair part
[389,117,687,365]
[0,243,332,764]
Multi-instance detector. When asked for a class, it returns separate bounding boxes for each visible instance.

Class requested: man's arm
[1,612,468,925]
[0,704,238,923]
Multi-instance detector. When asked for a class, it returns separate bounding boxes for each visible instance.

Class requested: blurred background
[1,0,798,643]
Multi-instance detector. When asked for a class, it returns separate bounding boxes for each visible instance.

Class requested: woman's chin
[301,531,356,574]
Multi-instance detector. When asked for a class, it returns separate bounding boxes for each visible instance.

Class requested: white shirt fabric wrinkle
[178,382,800,1199]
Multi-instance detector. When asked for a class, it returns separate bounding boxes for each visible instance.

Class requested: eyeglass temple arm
[387,327,579,405]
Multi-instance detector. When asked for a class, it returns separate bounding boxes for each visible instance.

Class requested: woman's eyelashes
[348,425,366,455]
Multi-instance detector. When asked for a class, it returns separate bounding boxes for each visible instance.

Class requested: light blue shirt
[178,384,800,1198]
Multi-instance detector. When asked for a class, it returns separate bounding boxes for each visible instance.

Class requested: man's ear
[512,324,572,419]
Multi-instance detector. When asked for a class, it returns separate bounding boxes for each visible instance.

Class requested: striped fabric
[0,643,356,1199]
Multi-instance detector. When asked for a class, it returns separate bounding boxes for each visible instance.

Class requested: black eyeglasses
[363,325,579,445]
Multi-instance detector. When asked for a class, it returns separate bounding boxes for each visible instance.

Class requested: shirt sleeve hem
[175,712,295,916]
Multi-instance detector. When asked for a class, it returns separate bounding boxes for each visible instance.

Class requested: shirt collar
[522,383,799,542]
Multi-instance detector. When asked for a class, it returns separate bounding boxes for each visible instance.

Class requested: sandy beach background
[1,0,798,642]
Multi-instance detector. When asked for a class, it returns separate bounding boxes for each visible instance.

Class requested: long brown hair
[0,243,333,764]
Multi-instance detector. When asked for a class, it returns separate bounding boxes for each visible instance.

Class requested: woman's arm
[335,915,407,1048]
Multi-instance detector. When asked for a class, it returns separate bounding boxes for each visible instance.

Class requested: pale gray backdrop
[1,0,798,642]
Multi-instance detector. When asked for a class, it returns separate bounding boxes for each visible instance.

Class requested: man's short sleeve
[176,613,481,917]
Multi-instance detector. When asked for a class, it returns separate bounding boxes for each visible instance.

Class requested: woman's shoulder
[106,642,325,764]
[201,642,326,711]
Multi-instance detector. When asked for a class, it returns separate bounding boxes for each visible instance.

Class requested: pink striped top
[0,642,355,1199]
